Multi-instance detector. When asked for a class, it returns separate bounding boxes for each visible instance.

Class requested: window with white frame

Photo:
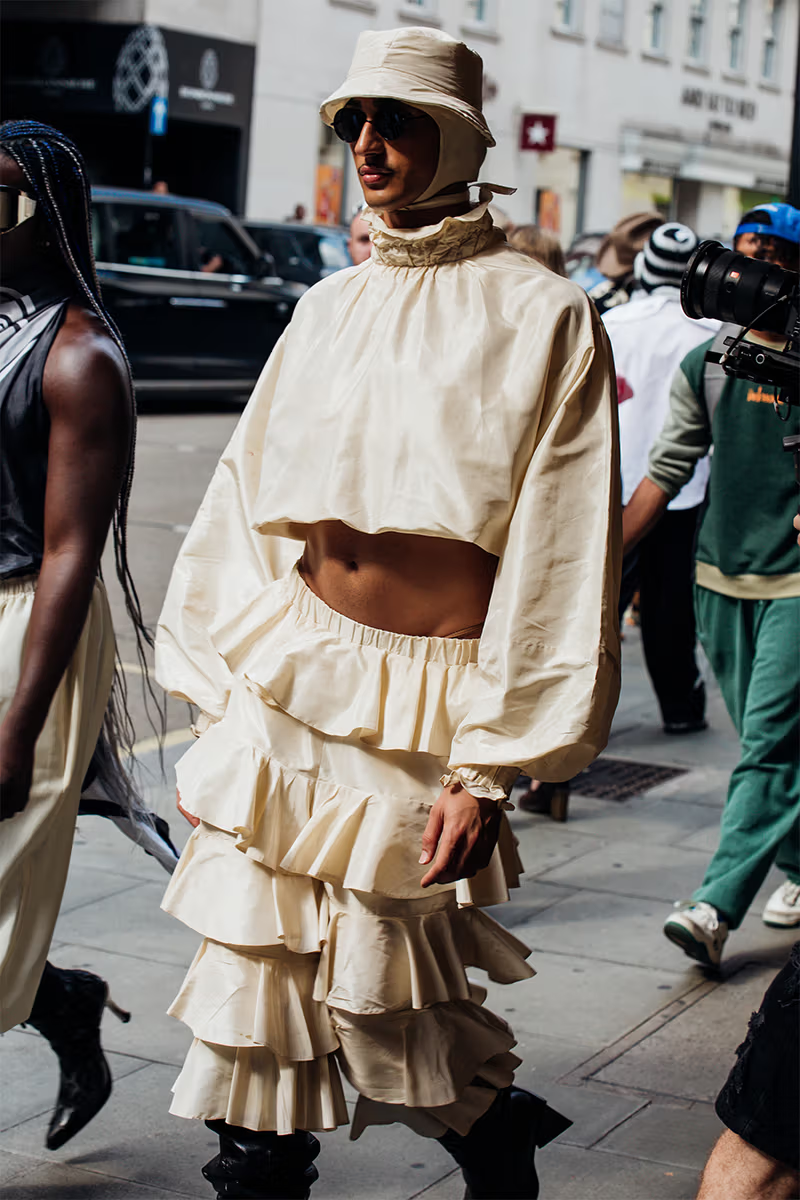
[646,1,667,52]
[687,0,708,60]
[761,0,783,79]
[728,0,747,72]
[555,0,581,32]
[599,0,626,43]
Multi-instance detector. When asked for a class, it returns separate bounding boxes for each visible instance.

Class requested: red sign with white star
[520,113,557,152]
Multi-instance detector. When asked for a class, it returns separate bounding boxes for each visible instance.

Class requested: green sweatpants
[692,586,800,928]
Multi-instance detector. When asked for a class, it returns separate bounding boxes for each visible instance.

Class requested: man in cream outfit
[156,28,621,1199]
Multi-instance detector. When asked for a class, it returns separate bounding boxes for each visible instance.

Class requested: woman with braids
[0,120,160,1150]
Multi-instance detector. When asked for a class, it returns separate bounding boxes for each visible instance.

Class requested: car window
[253,229,300,271]
[189,212,258,276]
[293,230,350,270]
[106,203,182,269]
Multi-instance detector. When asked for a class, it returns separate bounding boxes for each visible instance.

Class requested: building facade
[2,0,797,242]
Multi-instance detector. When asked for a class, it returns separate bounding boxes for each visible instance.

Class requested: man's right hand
[0,725,35,821]
[176,786,200,828]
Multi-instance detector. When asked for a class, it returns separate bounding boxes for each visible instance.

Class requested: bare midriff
[299,520,497,638]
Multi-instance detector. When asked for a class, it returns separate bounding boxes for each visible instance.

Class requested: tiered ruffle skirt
[162,567,533,1137]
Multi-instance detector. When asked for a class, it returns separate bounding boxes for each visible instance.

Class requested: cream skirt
[0,576,115,1031]
[162,567,533,1139]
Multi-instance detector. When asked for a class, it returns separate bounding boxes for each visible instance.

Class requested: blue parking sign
[150,95,168,136]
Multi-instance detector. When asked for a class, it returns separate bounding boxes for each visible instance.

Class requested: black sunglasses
[332,105,427,144]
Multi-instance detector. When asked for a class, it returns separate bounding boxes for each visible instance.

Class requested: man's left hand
[419,783,500,888]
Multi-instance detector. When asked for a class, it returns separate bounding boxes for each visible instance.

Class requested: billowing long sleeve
[448,307,622,784]
[155,334,302,719]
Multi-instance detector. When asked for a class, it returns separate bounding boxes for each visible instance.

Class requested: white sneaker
[762,881,800,927]
[663,901,728,967]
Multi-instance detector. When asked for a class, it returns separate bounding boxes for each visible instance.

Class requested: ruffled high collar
[365,201,505,267]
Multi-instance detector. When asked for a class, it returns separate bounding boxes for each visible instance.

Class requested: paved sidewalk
[1,629,796,1200]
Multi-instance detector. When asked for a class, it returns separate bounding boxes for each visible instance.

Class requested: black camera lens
[681,240,795,334]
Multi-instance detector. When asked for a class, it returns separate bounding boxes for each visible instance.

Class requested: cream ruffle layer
[165,887,532,1135]
[170,678,522,911]
[210,566,481,760]
[169,936,521,1136]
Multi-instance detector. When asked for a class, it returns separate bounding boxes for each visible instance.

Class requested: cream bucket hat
[320,27,494,145]
[320,28,498,209]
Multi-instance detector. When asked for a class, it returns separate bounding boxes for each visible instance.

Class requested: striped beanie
[636,222,699,292]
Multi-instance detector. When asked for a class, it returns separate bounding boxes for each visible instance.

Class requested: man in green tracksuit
[622,203,800,967]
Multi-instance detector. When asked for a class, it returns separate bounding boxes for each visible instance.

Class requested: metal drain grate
[570,757,687,802]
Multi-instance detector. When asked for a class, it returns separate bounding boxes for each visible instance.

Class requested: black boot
[438,1086,572,1200]
[25,962,130,1151]
[203,1120,321,1199]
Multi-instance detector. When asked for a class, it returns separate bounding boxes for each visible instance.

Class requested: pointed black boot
[25,962,130,1151]
[438,1086,572,1200]
[203,1120,321,1199]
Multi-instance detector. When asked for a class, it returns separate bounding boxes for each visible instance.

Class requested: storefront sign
[3,22,255,128]
[520,113,557,153]
[681,87,756,121]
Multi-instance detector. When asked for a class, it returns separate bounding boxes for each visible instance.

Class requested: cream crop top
[156,201,622,787]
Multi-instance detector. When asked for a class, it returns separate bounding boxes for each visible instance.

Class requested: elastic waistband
[0,573,37,598]
[286,566,480,667]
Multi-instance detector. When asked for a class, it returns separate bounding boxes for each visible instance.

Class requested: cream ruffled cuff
[439,765,520,804]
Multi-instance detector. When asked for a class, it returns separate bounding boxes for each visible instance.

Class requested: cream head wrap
[320,27,496,210]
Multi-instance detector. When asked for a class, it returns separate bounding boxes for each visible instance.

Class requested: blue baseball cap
[735,202,800,245]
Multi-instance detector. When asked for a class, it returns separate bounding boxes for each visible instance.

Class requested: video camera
[681,241,799,405]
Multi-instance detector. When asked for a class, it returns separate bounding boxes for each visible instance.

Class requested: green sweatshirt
[647,338,800,600]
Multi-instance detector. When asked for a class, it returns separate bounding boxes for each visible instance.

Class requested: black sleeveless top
[0,291,71,580]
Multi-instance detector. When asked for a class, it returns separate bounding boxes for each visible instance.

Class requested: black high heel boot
[438,1086,572,1200]
[25,962,130,1151]
[203,1120,321,1199]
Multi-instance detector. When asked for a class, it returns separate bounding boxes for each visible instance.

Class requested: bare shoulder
[44,301,131,421]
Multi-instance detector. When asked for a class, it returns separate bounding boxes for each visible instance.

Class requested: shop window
[599,0,626,44]
[727,0,747,72]
[687,0,708,60]
[761,0,783,80]
[189,212,259,276]
[107,204,181,270]
[645,1,667,53]
[555,0,581,32]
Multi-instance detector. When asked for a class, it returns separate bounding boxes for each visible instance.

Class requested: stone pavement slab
[477,950,699,1050]
[561,793,722,845]
[594,960,785,1102]
[511,890,701,972]
[1,1157,187,1199]
[54,882,200,968]
[535,839,713,902]
[595,1100,725,1171]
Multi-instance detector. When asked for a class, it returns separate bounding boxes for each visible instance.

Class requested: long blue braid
[0,119,165,800]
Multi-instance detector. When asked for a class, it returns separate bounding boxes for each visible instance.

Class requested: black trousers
[619,506,703,726]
